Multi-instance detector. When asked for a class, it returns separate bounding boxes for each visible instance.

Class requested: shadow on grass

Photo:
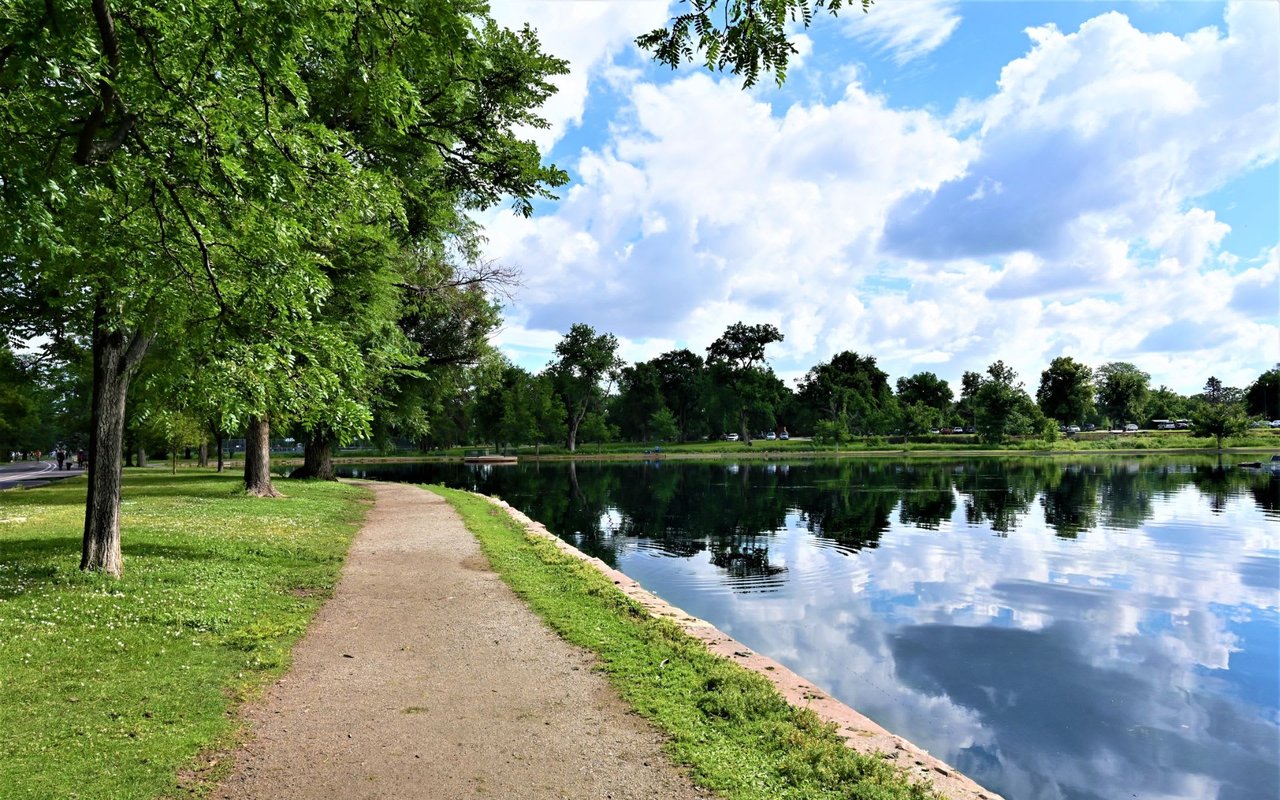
[0,471,251,508]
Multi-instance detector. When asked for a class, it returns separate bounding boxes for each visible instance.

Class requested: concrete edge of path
[479,493,1007,800]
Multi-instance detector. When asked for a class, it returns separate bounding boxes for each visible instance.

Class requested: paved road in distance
[0,460,84,491]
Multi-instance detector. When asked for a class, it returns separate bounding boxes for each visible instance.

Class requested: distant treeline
[446,323,1279,451]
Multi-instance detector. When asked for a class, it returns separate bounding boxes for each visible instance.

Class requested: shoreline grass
[435,485,940,800]
[0,471,370,800]
[214,429,1278,466]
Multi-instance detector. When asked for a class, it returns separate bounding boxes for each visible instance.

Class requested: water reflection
[339,456,1280,800]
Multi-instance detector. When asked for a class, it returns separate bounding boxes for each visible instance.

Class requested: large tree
[973,361,1053,444]
[1245,366,1280,420]
[1095,362,1151,429]
[0,1,566,575]
[651,349,709,442]
[1036,356,1094,426]
[895,371,953,416]
[707,322,784,443]
[549,324,623,452]
[614,361,669,442]
[797,351,895,437]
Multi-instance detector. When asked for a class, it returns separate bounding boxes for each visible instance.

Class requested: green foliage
[614,361,669,441]
[652,349,711,442]
[0,346,47,453]
[1245,366,1280,419]
[438,487,940,800]
[649,406,681,442]
[0,0,570,567]
[1145,385,1192,424]
[1095,362,1150,427]
[812,418,851,448]
[0,471,369,799]
[895,372,953,414]
[707,323,785,442]
[550,323,624,451]
[1190,376,1249,449]
[973,361,1051,444]
[899,402,938,440]
[635,0,875,87]
[1036,356,1094,425]
[798,351,895,437]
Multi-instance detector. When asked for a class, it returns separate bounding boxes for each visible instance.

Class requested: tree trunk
[244,415,281,497]
[136,442,147,468]
[291,431,336,480]
[215,431,224,472]
[198,441,209,468]
[81,304,154,577]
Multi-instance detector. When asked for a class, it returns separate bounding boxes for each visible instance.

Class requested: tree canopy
[0,0,568,574]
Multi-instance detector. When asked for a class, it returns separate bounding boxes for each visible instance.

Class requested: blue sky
[483,0,1279,395]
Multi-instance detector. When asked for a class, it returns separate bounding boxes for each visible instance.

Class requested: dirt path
[214,482,715,800]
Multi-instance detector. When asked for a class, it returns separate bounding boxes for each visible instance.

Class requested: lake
[337,455,1279,800]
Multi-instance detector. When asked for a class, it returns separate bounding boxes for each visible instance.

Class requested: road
[0,459,84,491]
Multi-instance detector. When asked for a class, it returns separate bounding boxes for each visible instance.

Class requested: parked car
[952,427,966,434]
[1271,420,1280,428]
[1124,423,1139,432]
[779,431,790,440]
[1066,425,1081,433]
[765,431,777,440]
[724,433,739,441]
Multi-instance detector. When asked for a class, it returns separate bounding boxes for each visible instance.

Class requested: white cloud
[481,3,1279,394]
[885,5,1279,266]
[487,0,674,150]
[847,0,962,64]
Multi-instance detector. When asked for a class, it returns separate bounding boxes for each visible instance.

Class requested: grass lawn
[436,485,940,800]
[0,470,370,800]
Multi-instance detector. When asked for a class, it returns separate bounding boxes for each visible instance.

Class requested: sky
[480,0,1279,396]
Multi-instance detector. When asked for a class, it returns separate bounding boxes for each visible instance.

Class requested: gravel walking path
[214,482,715,800]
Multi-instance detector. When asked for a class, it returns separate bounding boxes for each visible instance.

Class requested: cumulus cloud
[482,2,1278,392]
[483,70,967,351]
[885,5,1279,268]
[487,0,674,150]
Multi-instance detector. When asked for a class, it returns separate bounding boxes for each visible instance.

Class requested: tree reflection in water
[375,455,1278,573]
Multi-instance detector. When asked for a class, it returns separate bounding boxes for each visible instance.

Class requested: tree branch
[74,0,122,165]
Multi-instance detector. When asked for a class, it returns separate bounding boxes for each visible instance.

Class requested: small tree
[814,417,851,452]
[145,410,206,476]
[900,402,937,444]
[649,407,680,443]
[1191,377,1248,450]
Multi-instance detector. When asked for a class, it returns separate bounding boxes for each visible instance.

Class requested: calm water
[338,456,1280,800]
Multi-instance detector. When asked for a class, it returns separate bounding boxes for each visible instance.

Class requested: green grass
[0,470,370,800]
[435,486,941,800]
[311,428,1280,462]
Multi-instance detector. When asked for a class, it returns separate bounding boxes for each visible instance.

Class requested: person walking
[56,448,66,471]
